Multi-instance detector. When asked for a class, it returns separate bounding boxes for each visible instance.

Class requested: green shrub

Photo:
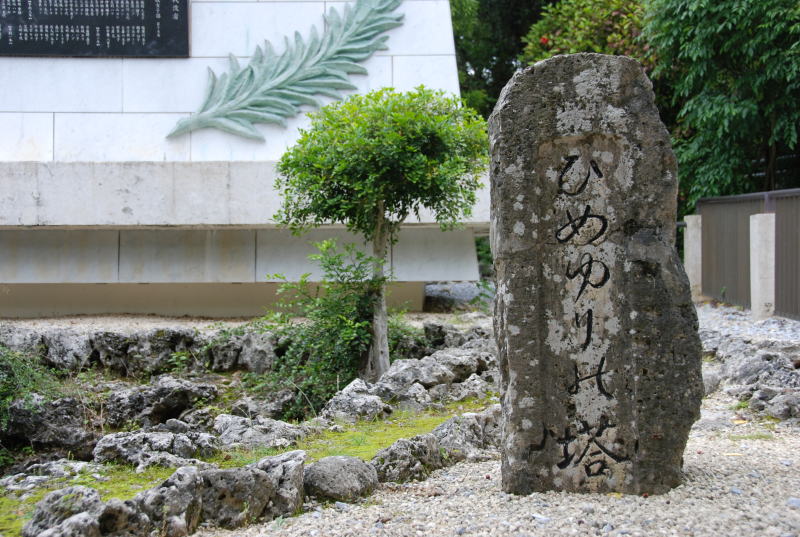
[387,312,427,362]
[244,240,384,421]
[0,345,62,428]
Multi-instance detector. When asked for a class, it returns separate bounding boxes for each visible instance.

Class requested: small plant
[246,240,384,421]
[0,345,63,429]
[387,312,427,362]
[730,400,750,411]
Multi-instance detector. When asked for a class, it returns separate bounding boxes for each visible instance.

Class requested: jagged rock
[373,357,454,397]
[198,467,275,528]
[764,393,800,420]
[371,434,445,483]
[237,332,277,374]
[23,486,149,537]
[320,379,392,423]
[721,349,800,388]
[373,347,491,400]
[231,390,294,420]
[249,450,306,518]
[424,322,466,349]
[106,376,217,428]
[371,405,502,483]
[303,456,378,502]
[92,431,218,472]
[133,466,203,537]
[41,331,94,371]
[92,329,196,376]
[204,330,277,373]
[91,332,133,375]
[3,395,96,458]
[213,414,306,449]
[392,382,433,411]
[431,404,501,462]
[178,407,216,433]
[428,373,496,403]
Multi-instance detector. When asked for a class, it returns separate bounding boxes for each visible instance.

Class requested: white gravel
[696,302,800,346]
[191,303,800,537]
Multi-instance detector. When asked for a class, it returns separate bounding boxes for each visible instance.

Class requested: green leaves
[167,0,403,141]
[643,0,800,209]
[520,0,652,70]
[275,87,489,243]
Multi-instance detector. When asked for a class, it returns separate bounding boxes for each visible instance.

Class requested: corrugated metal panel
[698,199,764,307]
[775,193,800,320]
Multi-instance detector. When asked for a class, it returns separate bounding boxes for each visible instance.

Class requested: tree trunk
[364,208,391,382]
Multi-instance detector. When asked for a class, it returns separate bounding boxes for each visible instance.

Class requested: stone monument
[489,53,703,495]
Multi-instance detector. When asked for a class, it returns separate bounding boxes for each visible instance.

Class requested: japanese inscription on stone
[489,54,703,495]
[0,0,188,56]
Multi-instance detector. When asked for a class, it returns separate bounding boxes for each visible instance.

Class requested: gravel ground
[696,302,800,345]
[196,393,799,537]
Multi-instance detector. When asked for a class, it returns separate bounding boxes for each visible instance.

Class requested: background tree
[276,87,488,381]
[519,0,680,128]
[520,0,651,69]
[643,0,800,210]
[450,0,552,117]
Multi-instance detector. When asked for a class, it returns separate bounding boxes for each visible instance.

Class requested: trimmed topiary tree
[275,86,488,381]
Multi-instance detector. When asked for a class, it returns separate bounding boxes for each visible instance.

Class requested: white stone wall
[0,0,487,315]
[0,0,460,162]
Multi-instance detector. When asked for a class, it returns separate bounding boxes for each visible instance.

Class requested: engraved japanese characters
[489,54,703,495]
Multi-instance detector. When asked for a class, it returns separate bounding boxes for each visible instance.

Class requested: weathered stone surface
[231,390,295,420]
[133,466,204,537]
[303,456,378,502]
[106,376,217,428]
[371,434,445,483]
[198,467,275,528]
[431,404,502,462]
[320,379,392,423]
[92,431,218,472]
[23,486,149,537]
[3,395,97,458]
[249,450,306,518]
[213,414,306,449]
[489,54,703,494]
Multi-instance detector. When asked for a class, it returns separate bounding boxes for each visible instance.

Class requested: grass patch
[728,432,775,442]
[730,400,750,410]
[0,465,176,536]
[207,396,495,468]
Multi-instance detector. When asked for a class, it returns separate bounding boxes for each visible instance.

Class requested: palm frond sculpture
[168,0,403,141]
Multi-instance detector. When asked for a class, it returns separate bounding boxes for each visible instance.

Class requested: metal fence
[775,192,800,320]
[696,189,800,319]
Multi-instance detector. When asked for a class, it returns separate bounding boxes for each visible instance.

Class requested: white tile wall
[122,57,230,113]
[0,0,460,164]
[0,162,39,226]
[54,114,191,161]
[392,55,459,94]
[0,58,123,113]
[0,113,53,161]
[190,2,326,57]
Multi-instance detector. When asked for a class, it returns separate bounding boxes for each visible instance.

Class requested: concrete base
[683,215,702,301]
[749,213,776,319]
[0,282,427,318]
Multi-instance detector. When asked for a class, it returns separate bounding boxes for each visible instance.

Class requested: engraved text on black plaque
[0,0,188,57]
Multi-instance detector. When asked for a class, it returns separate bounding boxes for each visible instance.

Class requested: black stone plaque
[0,0,189,57]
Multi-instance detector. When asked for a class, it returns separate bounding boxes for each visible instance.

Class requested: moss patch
[0,465,177,536]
